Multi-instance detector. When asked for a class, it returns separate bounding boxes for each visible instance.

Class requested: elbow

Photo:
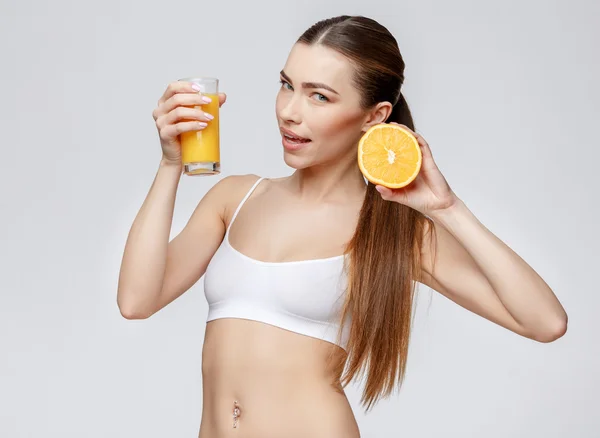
[117,293,152,320]
[533,316,568,343]
[119,306,150,320]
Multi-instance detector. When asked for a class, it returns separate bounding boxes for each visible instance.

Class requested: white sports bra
[203,177,352,351]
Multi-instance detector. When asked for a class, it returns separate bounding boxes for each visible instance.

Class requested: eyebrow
[280,70,340,96]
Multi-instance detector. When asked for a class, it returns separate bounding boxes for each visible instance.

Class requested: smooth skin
[117,43,567,438]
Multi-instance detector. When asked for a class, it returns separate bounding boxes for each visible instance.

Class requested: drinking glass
[178,77,220,176]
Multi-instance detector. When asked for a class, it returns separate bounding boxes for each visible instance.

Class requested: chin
[281,138,316,169]
[282,151,312,170]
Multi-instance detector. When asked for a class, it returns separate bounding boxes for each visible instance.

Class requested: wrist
[160,157,183,170]
[429,197,468,226]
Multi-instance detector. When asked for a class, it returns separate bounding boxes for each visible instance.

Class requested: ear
[361,101,393,133]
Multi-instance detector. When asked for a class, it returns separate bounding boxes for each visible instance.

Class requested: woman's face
[275,43,389,169]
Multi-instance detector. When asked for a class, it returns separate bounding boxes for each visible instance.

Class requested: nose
[278,92,303,124]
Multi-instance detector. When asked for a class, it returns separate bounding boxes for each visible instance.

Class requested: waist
[199,319,359,438]
[199,384,359,438]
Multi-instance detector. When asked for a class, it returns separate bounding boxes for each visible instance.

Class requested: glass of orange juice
[178,77,220,176]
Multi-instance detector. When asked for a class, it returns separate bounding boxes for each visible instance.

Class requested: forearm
[431,199,568,336]
[117,159,183,317]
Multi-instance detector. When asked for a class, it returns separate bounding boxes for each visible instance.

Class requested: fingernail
[191,83,202,91]
[204,112,214,120]
[201,96,212,103]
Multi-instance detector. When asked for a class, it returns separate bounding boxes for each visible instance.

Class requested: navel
[232,400,242,428]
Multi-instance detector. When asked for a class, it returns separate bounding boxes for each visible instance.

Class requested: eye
[278,79,329,102]
[279,79,293,91]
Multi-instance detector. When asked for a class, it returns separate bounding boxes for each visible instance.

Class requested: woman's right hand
[152,81,227,165]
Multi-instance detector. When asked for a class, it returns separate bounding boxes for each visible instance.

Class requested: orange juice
[180,92,220,175]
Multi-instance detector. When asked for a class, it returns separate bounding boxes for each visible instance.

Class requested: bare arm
[420,200,567,342]
[116,161,242,319]
[116,159,184,318]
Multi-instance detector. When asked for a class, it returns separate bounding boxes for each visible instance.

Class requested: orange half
[357,123,422,189]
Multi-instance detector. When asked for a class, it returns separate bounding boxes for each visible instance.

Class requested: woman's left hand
[375,123,459,216]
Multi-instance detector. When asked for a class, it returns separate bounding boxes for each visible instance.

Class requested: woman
[117,15,568,438]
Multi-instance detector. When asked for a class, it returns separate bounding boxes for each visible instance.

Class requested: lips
[280,127,311,141]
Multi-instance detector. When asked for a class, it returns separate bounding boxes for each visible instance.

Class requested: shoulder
[213,173,263,196]
[208,173,264,218]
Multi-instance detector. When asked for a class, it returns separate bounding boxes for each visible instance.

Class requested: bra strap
[226,177,265,234]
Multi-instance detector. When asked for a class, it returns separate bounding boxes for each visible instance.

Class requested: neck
[285,146,367,203]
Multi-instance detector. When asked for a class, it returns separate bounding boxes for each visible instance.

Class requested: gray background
[1,0,598,436]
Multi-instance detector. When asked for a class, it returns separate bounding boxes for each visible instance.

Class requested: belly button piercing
[233,400,241,428]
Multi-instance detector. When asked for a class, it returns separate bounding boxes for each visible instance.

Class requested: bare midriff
[198,318,361,438]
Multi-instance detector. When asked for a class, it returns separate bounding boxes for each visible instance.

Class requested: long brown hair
[297,15,438,412]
